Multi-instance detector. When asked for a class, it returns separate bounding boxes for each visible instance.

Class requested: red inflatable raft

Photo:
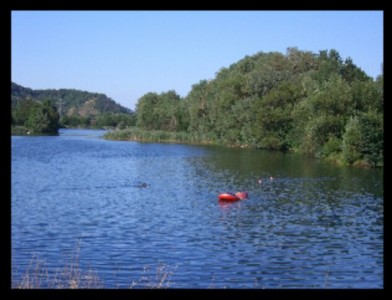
[218,192,248,202]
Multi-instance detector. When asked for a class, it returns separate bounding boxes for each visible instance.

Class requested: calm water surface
[12,129,383,288]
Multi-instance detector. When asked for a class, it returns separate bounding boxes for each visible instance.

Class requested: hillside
[11,82,136,130]
[11,82,132,118]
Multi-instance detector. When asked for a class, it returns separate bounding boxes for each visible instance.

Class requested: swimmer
[235,192,248,200]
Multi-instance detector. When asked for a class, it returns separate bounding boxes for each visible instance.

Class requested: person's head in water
[235,192,248,200]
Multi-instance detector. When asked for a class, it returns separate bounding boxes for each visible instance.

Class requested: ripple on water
[12,130,383,288]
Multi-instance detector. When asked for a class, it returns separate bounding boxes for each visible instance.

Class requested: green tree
[342,112,383,166]
[286,47,318,75]
[186,80,214,135]
[136,91,184,132]
[25,100,60,134]
[374,74,383,113]
[136,92,159,130]
[291,74,351,155]
[155,90,182,131]
[341,57,370,83]
[314,49,343,82]
[253,81,302,150]
[12,99,36,126]
[342,116,362,164]
[247,52,292,97]
[358,112,383,166]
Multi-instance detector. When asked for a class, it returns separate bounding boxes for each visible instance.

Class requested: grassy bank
[104,127,215,145]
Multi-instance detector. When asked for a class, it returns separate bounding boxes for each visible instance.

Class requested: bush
[342,113,383,167]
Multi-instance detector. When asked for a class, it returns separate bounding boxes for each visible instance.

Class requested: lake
[11,129,383,288]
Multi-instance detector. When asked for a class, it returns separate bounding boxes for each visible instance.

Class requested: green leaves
[136,91,184,132]
[24,100,60,134]
[342,112,383,166]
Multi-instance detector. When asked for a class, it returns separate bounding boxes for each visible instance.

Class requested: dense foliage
[11,83,136,129]
[136,91,188,131]
[133,48,383,167]
[12,99,60,134]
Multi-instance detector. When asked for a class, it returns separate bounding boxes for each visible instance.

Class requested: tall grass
[13,250,331,288]
[129,263,176,289]
[13,243,175,289]
[103,127,215,145]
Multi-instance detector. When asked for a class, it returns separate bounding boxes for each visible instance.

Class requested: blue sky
[12,11,383,110]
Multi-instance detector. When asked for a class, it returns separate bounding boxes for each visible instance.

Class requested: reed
[13,243,175,289]
[103,127,215,145]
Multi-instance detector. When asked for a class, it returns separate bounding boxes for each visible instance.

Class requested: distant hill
[11,82,132,118]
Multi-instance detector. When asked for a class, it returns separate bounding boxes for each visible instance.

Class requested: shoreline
[103,127,381,168]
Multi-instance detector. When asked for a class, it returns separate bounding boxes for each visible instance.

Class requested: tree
[12,99,36,126]
[186,80,214,135]
[286,47,318,74]
[135,91,184,131]
[291,74,351,155]
[136,92,159,130]
[342,112,383,166]
[25,100,60,134]
[374,74,383,113]
[253,81,302,150]
[314,49,343,82]
[358,112,383,166]
[341,57,370,83]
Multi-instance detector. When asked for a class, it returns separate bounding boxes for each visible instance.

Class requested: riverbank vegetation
[105,48,383,167]
[104,127,215,145]
[11,99,60,134]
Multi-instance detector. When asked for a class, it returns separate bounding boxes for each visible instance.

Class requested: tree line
[11,82,136,133]
[134,48,383,167]
[12,98,136,133]
[12,82,131,115]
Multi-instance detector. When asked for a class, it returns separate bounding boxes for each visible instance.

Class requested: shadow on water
[196,145,383,198]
